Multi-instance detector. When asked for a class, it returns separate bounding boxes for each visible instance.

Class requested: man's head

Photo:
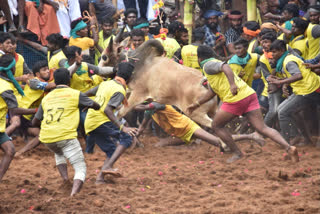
[270,40,287,61]
[234,38,249,57]
[242,21,260,41]
[71,19,88,38]
[197,45,214,64]
[46,33,68,52]
[308,5,320,24]
[228,10,243,30]
[32,60,50,81]
[292,17,309,37]
[101,17,114,37]
[133,18,150,36]
[176,27,189,46]
[204,10,223,31]
[116,62,135,83]
[261,33,277,52]
[124,8,138,28]
[168,21,184,38]
[0,54,16,76]
[54,68,71,86]
[282,4,299,21]
[192,27,205,43]
[63,46,82,64]
[0,32,14,54]
[130,29,145,49]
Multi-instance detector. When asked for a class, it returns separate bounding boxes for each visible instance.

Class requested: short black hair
[130,29,145,38]
[261,32,277,42]
[283,4,300,18]
[63,46,82,60]
[193,27,205,42]
[46,33,68,49]
[292,17,309,32]
[101,16,114,25]
[270,40,287,51]
[124,8,138,18]
[0,32,14,43]
[71,18,83,30]
[234,38,249,48]
[54,68,71,85]
[168,21,184,35]
[0,54,15,69]
[230,10,242,15]
[32,60,48,75]
[244,21,260,31]
[116,62,134,82]
[177,27,188,34]
[309,5,320,13]
[197,45,214,60]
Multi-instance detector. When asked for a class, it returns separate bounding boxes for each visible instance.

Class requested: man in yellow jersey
[32,68,100,196]
[305,5,320,60]
[288,18,309,59]
[228,38,259,87]
[129,29,145,50]
[187,45,298,163]
[0,54,36,181]
[242,21,260,54]
[134,102,264,149]
[95,17,115,65]
[84,62,138,184]
[180,27,205,71]
[269,40,320,144]
[18,33,68,70]
[15,61,56,156]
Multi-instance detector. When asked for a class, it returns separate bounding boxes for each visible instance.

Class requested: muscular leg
[57,164,68,181]
[211,109,242,163]
[0,141,15,181]
[17,0,27,32]
[15,127,40,156]
[245,109,299,162]
[6,115,21,136]
[0,0,17,31]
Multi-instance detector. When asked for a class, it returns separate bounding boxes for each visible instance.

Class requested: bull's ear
[107,37,114,53]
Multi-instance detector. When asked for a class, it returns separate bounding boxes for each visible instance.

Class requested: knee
[5,143,15,158]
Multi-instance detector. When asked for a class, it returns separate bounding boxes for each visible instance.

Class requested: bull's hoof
[226,153,243,163]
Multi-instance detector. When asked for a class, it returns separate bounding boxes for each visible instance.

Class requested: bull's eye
[102,55,108,61]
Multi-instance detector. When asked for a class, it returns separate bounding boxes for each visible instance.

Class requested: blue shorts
[0,132,11,145]
[88,122,132,158]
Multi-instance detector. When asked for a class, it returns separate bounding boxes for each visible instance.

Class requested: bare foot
[227,153,243,163]
[101,168,122,177]
[288,146,299,162]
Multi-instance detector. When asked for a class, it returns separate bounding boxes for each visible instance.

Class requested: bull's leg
[118,91,150,119]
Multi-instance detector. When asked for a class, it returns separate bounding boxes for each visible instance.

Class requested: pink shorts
[220,93,260,116]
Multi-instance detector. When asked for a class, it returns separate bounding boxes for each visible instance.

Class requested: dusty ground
[0,135,319,214]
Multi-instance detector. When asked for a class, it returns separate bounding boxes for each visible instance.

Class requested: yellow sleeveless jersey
[85,80,126,134]
[48,50,66,70]
[0,78,17,132]
[39,87,80,143]
[228,53,259,87]
[156,37,180,59]
[20,78,53,120]
[14,54,24,84]
[70,62,96,93]
[152,105,200,143]
[181,45,201,70]
[289,35,307,59]
[259,55,273,97]
[203,59,255,103]
[283,55,320,95]
[248,39,257,54]
[306,24,320,60]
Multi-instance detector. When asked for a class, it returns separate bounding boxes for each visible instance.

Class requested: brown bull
[117,40,217,128]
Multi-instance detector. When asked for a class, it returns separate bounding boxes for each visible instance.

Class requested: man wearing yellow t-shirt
[269,40,320,145]
[84,62,138,184]
[0,54,36,181]
[187,45,298,163]
[32,68,100,196]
